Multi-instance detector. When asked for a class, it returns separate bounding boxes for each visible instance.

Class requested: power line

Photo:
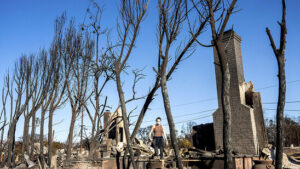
[264,108,300,112]
[151,98,216,110]
[129,80,300,128]
[142,112,213,124]
[163,114,212,126]
[146,79,300,111]
[140,108,216,123]
[263,101,300,104]
[144,98,299,114]
[256,79,300,91]
[137,114,213,128]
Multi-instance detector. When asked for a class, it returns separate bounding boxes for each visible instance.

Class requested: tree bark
[205,0,237,167]
[48,108,54,165]
[4,119,18,168]
[220,58,233,169]
[0,123,4,157]
[274,44,286,169]
[66,111,77,160]
[80,110,83,154]
[21,116,29,162]
[30,111,36,160]
[265,1,286,168]
[88,75,100,159]
[40,108,45,169]
[214,39,234,169]
[160,74,183,169]
[115,71,137,169]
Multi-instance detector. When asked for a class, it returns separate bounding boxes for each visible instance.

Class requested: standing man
[148,117,167,159]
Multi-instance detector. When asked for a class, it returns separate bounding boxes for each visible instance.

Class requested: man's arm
[148,125,154,140]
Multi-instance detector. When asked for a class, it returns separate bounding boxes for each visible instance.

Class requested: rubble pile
[182,148,215,159]
[260,145,300,169]
[2,108,299,169]
[132,138,154,157]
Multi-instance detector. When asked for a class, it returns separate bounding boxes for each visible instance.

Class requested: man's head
[156,117,161,125]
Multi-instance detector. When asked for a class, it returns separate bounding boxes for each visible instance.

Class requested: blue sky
[0,0,299,142]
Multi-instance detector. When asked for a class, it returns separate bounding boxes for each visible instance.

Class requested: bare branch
[266,28,279,56]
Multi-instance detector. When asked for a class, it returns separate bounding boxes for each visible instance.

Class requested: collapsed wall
[212,30,268,155]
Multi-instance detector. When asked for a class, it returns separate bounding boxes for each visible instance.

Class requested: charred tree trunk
[88,76,100,159]
[80,110,83,153]
[30,111,36,160]
[273,37,286,169]
[21,116,30,161]
[0,123,4,156]
[66,111,77,160]
[205,0,237,168]
[160,75,183,169]
[266,1,287,168]
[48,108,54,165]
[215,41,233,168]
[4,119,18,168]
[115,71,137,169]
[40,108,46,168]
[274,14,286,169]
[89,122,97,159]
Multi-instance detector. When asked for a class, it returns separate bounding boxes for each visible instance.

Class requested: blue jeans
[153,136,164,159]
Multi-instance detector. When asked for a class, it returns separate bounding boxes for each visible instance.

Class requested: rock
[261,147,276,160]
[50,155,58,169]
[14,164,27,169]
[57,149,65,155]
[282,153,300,169]
[24,154,35,168]
[116,142,124,152]
[77,149,89,160]
[31,143,47,155]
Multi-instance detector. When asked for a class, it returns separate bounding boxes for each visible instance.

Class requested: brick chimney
[212,30,267,155]
[103,111,111,129]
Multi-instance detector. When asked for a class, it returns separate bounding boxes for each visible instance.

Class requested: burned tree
[38,51,53,169]
[155,0,188,168]
[16,52,49,161]
[144,0,211,168]
[28,50,52,161]
[265,0,287,168]
[130,0,209,147]
[0,77,9,157]
[46,14,70,166]
[190,0,238,168]
[63,20,94,160]
[1,56,34,168]
[108,0,149,169]
[80,2,115,159]
[20,56,35,162]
